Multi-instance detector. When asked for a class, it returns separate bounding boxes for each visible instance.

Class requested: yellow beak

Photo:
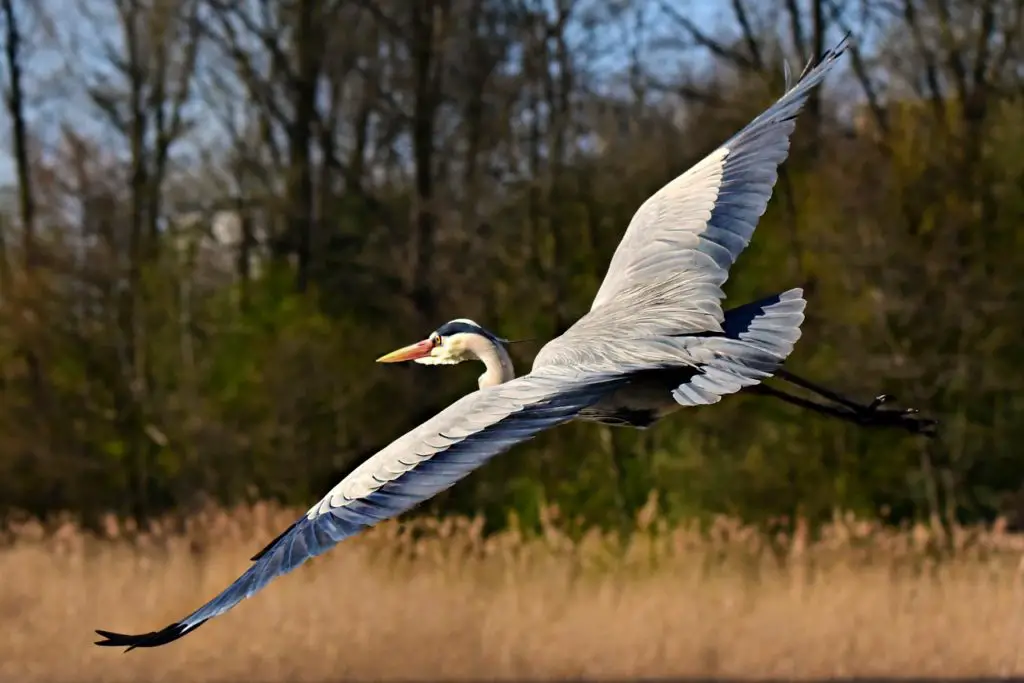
[376,339,434,363]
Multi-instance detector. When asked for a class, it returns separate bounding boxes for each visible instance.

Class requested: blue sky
[0,0,860,192]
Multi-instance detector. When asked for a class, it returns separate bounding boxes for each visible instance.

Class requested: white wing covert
[535,40,843,402]
[588,37,849,313]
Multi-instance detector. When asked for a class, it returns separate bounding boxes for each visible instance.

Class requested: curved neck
[465,334,515,388]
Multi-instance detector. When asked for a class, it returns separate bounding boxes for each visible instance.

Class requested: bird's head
[376,318,507,366]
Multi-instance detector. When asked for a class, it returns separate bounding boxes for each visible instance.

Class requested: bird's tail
[671,288,807,406]
[721,287,807,359]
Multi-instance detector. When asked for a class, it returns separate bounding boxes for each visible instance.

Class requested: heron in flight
[96,36,934,651]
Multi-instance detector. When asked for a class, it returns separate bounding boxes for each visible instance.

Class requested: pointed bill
[376,339,434,363]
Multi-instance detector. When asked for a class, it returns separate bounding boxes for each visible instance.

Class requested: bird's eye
[432,335,442,347]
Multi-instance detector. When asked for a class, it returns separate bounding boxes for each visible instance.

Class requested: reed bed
[3,502,1024,682]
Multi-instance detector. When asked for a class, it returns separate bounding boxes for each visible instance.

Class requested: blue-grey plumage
[94,35,931,652]
[96,364,628,648]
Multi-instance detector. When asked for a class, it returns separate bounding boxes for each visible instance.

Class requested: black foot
[855,394,937,436]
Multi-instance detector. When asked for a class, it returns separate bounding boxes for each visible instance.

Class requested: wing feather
[588,36,848,313]
[533,39,845,376]
[94,367,623,650]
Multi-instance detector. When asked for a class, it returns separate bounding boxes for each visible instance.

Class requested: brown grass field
[3,501,1024,683]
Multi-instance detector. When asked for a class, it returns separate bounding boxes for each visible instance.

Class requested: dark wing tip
[94,620,204,651]
[795,32,852,84]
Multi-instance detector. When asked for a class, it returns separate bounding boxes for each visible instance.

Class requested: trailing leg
[746,381,937,436]
[773,368,891,412]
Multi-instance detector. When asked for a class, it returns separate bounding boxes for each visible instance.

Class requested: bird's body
[95,35,935,651]
[562,288,807,428]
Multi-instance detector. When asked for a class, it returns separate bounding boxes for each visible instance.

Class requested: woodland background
[0,0,1021,537]
[3,1,1024,680]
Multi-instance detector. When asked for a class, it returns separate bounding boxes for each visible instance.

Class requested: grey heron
[95,35,934,651]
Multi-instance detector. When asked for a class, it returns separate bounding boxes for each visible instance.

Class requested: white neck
[465,334,515,388]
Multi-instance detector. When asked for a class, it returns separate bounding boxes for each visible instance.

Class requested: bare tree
[81,0,203,520]
[0,0,35,268]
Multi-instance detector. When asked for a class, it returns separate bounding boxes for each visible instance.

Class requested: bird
[95,35,934,651]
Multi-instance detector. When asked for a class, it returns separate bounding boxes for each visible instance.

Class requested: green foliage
[0,5,1021,539]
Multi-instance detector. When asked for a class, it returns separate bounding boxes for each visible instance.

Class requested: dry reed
[3,501,1024,682]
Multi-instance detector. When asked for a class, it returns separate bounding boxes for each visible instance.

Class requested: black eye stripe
[434,322,482,337]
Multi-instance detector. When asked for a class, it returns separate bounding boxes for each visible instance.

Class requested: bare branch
[659,0,758,71]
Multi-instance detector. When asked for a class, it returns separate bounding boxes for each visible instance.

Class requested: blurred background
[0,0,1023,680]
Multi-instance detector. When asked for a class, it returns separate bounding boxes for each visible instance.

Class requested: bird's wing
[587,36,848,314]
[532,40,844,383]
[94,366,625,650]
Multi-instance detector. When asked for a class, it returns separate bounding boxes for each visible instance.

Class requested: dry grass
[3,502,1024,682]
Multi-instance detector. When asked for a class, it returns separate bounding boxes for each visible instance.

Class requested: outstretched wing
[94,367,624,650]
[534,42,843,390]
[587,36,848,314]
